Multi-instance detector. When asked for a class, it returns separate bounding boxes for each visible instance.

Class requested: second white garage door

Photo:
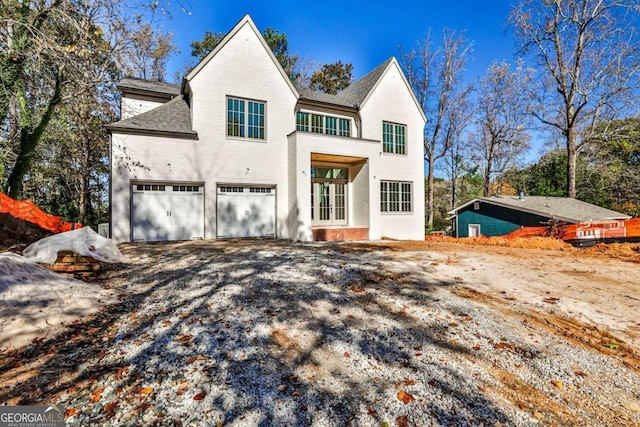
[216,186,276,238]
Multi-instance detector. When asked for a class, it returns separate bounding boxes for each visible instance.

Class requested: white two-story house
[108,15,426,243]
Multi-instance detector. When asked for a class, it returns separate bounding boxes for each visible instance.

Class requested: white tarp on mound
[23,227,123,264]
[0,253,119,349]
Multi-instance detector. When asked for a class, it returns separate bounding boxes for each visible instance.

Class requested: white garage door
[216,186,275,238]
[132,183,204,242]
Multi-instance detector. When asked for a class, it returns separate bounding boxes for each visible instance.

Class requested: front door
[311,182,348,226]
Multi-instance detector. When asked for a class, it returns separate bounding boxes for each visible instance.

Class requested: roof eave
[106,126,199,140]
[116,85,178,99]
[297,97,359,112]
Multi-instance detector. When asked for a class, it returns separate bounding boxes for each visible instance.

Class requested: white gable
[186,14,298,98]
[360,58,426,123]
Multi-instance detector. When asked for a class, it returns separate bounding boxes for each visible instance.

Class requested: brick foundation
[312,227,369,241]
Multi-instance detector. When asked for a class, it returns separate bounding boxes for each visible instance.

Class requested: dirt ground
[0,238,638,426]
[377,238,640,352]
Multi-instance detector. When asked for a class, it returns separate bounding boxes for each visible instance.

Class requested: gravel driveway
[1,240,639,426]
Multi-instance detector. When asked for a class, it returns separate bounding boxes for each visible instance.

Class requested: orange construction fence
[0,191,81,234]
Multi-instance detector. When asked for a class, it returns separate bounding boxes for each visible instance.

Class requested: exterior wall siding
[121,96,167,120]
[188,22,298,240]
[110,16,426,243]
[358,62,426,240]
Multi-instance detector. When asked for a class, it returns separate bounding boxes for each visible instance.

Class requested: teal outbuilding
[448,195,630,238]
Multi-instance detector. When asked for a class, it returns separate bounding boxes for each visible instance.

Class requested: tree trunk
[566,127,577,198]
[6,68,63,199]
[427,156,435,229]
[79,138,92,223]
[483,139,496,197]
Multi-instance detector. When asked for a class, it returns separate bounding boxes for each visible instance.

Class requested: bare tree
[401,29,473,228]
[473,60,534,196]
[510,0,640,198]
[1,0,178,199]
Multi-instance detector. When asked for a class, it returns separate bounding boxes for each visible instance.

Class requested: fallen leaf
[516,401,528,410]
[395,415,409,426]
[177,380,189,395]
[494,342,515,351]
[32,336,46,344]
[193,392,206,401]
[185,355,207,364]
[137,387,154,395]
[397,391,414,404]
[104,401,118,413]
[176,334,193,343]
[404,378,416,386]
[162,320,172,327]
[65,408,80,417]
[574,371,587,377]
[89,392,102,403]
[366,406,376,415]
[115,367,128,379]
[344,352,350,358]
[551,380,563,388]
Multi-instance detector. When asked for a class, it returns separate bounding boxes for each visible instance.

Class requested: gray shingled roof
[106,96,197,139]
[299,90,356,108]
[451,196,631,223]
[117,78,181,97]
[299,58,394,109]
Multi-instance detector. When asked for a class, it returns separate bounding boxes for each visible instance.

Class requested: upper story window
[311,114,324,133]
[227,96,265,140]
[326,116,337,135]
[382,121,406,155]
[339,118,350,137]
[296,112,310,131]
[296,111,351,137]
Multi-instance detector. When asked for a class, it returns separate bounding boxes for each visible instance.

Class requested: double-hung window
[227,97,265,140]
[381,181,412,213]
[382,121,406,154]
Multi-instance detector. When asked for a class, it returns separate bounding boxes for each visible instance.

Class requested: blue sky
[159,0,518,83]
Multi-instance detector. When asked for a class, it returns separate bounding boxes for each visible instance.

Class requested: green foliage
[188,27,300,83]
[190,31,224,61]
[309,61,353,94]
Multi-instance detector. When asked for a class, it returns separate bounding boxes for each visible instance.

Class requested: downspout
[108,132,113,239]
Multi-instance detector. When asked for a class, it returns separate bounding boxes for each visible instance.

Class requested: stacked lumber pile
[43,251,101,278]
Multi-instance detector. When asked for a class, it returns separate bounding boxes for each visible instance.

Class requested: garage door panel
[171,192,204,240]
[132,193,171,242]
[132,184,204,242]
[217,187,275,238]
